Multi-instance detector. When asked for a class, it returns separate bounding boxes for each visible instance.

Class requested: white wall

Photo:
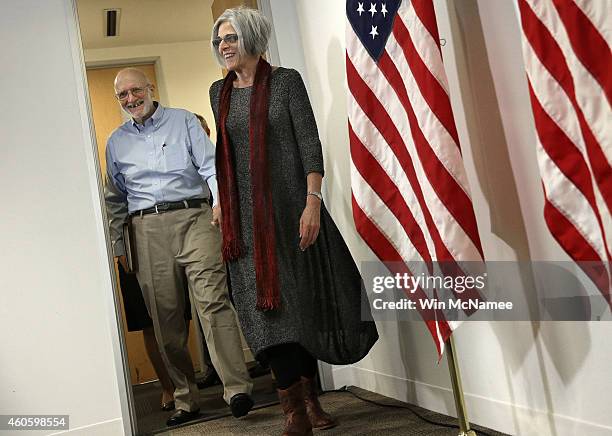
[0,1,127,435]
[2,0,610,435]
[85,40,222,141]
[269,1,612,436]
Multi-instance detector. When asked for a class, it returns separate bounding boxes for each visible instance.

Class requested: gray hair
[211,7,271,67]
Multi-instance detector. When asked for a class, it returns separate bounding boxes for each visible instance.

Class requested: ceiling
[76,0,215,49]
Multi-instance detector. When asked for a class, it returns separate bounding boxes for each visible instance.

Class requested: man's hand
[299,197,321,251]
[116,255,128,271]
[212,205,222,227]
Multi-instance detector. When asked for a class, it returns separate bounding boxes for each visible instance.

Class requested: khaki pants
[133,203,252,411]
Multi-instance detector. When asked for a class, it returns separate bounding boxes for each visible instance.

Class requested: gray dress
[210,67,377,364]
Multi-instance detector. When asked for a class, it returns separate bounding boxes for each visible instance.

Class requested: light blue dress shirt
[106,103,218,212]
[104,103,217,256]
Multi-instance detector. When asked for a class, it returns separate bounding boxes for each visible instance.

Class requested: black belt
[132,198,209,216]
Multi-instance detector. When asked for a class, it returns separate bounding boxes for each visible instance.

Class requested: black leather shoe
[166,409,201,427]
[197,365,221,389]
[230,393,254,418]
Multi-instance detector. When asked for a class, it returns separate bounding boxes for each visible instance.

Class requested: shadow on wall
[448,1,589,435]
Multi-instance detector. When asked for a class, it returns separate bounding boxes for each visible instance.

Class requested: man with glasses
[104,68,253,427]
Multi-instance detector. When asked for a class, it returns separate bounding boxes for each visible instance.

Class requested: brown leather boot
[302,376,337,430]
[278,381,313,436]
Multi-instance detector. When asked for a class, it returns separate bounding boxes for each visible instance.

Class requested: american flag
[346,0,484,356]
[518,0,611,305]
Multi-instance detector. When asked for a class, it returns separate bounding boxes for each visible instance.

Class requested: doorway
[86,64,209,388]
[75,0,275,434]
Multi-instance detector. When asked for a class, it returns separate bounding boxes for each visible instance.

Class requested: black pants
[262,343,318,390]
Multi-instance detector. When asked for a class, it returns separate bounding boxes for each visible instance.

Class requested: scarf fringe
[256,290,281,311]
[222,239,243,262]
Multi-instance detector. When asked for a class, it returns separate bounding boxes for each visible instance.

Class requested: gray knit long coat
[210,67,378,364]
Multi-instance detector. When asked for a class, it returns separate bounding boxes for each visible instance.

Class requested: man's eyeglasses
[212,33,239,48]
[115,86,149,101]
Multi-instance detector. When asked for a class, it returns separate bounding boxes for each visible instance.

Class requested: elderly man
[104,68,253,427]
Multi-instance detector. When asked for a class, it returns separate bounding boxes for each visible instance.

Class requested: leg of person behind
[178,204,254,416]
[117,261,176,410]
[142,326,175,409]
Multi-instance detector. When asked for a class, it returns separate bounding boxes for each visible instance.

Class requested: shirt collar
[131,101,164,128]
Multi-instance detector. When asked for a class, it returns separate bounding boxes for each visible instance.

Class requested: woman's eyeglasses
[115,86,149,101]
[212,33,239,48]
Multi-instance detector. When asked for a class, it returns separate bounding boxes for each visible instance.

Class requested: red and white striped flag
[346,0,483,356]
[518,0,611,304]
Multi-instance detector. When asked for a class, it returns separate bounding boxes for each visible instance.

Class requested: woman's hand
[212,205,222,228]
[299,197,321,251]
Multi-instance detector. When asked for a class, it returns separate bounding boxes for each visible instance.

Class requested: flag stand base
[446,334,477,436]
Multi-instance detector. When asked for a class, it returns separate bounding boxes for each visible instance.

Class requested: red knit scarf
[216,57,280,311]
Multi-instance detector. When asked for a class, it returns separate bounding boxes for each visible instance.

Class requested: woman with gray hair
[209,7,378,435]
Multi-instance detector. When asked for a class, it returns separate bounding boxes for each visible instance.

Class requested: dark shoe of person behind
[248,360,271,379]
[230,392,254,418]
[301,376,337,430]
[161,399,175,411]
[197,365,221,389]
[278,381,313,436]
[161,389,175,411]
[165,409,201,427]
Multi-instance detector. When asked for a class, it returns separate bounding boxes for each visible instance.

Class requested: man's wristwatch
[307,191,323,201]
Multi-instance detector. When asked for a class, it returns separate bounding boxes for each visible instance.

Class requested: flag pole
[446,334,477,436]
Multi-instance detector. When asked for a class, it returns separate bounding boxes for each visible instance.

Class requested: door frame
[66,1,329,434]
[67,1,137,434]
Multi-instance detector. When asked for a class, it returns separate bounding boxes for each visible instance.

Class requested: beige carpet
[160,387,509,436]
[136,373,277,435]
